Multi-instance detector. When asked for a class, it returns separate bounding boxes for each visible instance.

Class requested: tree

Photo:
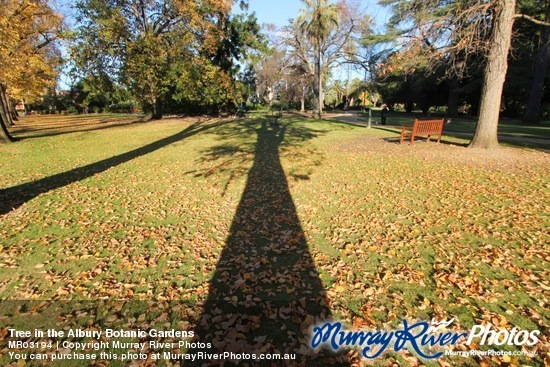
[381,0,550,149]
[468,0,517,149]
[297,0,340,119]
[255,48,288,105]
[523,26,549,123]
[73,0,262,117]
[377,61,448,113]
[286,61,313,112]
[521,0,550,124]
[73,0,197,119]
[0,0,63,143]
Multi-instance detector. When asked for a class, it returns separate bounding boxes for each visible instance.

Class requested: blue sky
[244,0,390,30]
[246,0,302,27]
[242,0,391,81]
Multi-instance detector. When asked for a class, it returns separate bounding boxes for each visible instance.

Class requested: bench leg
[426,135,431,142]
[437,134,441,143]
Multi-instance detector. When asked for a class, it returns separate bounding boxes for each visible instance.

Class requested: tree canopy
[0,0,63,142]
[378,0,550,148]
[71,0,263,118]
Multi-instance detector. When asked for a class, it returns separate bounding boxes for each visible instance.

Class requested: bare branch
[514,14,550,27]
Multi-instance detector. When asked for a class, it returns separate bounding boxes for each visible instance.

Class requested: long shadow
[11,118,147,140]
[0,119,227,215]
[186,120,350,366]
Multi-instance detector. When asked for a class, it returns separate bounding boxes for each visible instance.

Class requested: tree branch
[514,14,550,27]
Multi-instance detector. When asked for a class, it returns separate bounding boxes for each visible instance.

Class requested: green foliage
[298,0,339,46]
[71,0,264,117]
[211,12,267,75]
[503,0,550,118]
[170,59,242,113]
[377,66,448,113]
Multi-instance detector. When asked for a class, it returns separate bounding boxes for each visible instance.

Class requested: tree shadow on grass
[0,119,228,215]
[11,118,147,140]
[185,119,351,366]
[188,118,327,197]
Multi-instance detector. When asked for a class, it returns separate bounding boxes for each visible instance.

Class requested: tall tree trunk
[0,117,12,143]
[446,77,460,117]
[151,97,163,120]
[9,98,19,123]
[313,42,322,119]
[0,86,14,143]
[523,24,550,124]
[0,84,15,127]
[469,0,516,149]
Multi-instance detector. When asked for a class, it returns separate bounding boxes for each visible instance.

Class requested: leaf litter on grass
[0,117,548,366]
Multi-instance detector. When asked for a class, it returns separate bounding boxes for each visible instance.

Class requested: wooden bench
[400,118,445,144]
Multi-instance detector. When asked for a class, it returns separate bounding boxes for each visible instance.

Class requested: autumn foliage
[0,0,63,142]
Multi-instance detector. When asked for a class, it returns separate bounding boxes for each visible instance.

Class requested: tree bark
[9,98,19,123]
[151,97,163,120]
[313,42,322,119]
[469,0,516,149]
[0,84,15,127]
[0,86,14,143]
[446,77,460,117]
[523,24,549,124]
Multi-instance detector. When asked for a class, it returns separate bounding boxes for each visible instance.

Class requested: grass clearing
[354,109,550,140]
[0,114,548,366]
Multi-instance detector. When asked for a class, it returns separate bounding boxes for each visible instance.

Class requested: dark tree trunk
[523,24,549,124]
[313,42,322,119]
[9,98,19,123]
[469,0,516,149]
[446,77,460,117]
[0,86,14,143]
[151,97,163,120]
[0,117,12,143]
[0,84,15,127]
[421,103,430,115]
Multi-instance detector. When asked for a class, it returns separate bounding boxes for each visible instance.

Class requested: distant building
[15,100,25,111]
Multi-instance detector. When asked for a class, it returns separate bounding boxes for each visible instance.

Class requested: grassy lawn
[0,114,548,366]
[355,109,550,140]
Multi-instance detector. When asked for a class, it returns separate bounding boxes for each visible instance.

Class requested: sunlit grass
[0,114,548,366]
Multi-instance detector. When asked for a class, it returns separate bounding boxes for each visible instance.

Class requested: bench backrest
[413,118,444,135]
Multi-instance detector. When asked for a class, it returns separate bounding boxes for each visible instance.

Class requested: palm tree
[298,0,339,119]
